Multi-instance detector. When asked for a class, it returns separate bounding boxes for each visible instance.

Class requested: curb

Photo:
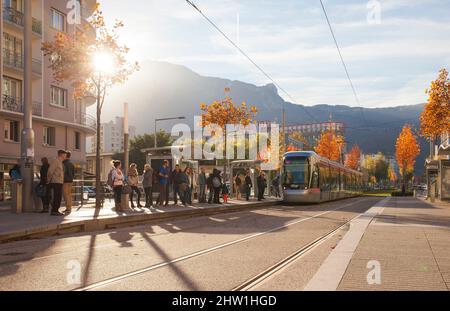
[0,201,280,244]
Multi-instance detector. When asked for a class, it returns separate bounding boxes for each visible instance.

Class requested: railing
[76,112,97,132]
[2,95,42,116]
[3,48,42,76]
[3,6,43,35]
[32,18,42,35]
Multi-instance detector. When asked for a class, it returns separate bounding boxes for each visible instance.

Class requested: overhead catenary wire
[185,0,321,124]
[319,0,367,124]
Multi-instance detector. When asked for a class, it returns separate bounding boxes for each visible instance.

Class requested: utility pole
[21,0,35,212]
[122,103,130,209]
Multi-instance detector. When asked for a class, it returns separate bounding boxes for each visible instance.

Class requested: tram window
[283,157,309,187]
[311,167,319,189]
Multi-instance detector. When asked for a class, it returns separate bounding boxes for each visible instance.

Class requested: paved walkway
[0,198,280,243]
[317,197,450,291]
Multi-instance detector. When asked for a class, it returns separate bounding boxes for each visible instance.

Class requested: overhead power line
[319,0,366,124]
[185,0,320,124]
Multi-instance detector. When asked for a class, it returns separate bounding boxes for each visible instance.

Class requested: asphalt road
[0,197,382,291]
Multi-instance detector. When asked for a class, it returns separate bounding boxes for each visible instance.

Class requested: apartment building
[87,116,136,154]
[425,132,450,200]
[0,0,97,202]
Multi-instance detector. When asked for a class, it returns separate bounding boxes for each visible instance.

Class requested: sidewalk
[337,197,450,291]
[0,198,281,244]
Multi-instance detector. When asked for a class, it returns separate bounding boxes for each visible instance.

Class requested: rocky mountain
[104,61,428,174]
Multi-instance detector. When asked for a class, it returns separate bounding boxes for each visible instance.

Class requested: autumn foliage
[200,95,257,129]
[315,130,345,162]
[396,125,420,183]
[421,68,450,139]
[345,145,362,170]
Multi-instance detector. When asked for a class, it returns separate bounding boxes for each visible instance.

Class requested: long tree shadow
[140,231,199,291]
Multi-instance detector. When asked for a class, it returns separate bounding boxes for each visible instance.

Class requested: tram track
[232,211,361,291]
[74,197,372,291]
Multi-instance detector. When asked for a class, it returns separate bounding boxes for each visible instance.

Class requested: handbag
[122,184,132,195]
[35,184,46,198]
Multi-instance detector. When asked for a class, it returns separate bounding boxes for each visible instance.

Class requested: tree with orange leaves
[345,145,362,170]
[420,68,450,141]
[315,130,345,162]
[396,125,420,193]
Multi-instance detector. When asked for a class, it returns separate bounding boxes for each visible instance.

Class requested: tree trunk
[95,94,102,210]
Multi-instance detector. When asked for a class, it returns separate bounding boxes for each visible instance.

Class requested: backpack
[212,176,221,189]
[107,169,114,187]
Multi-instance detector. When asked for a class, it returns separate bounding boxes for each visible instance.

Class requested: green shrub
[391,191,414,197]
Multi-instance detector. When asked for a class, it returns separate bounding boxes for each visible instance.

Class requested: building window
[4,120,20,142]
[75,131,81,150]
[50,86,67,108]
[43,126,56,147]
[50,8,66,32]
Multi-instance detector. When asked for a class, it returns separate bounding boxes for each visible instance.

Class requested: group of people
[38,150,75,216]
[108,160,271,211]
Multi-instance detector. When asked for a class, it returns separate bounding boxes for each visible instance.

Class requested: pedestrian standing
[62,151,75,215]
[128,163,142,208]
[234,174,242,200]
[171,165,182,205]
[179,168,189,206]
[222,182,229,203]
[206,173,214,204]
[142,164,154,208]
[212,169,222,204]
[244,170,253,201]
[198,167,207,203]
[257,172,267,201]
[111,160,124,211]
[47,150,67,216]
[185,167,194,205]
[272,174,281,198]
[157,160,170,206]
[39,157,51,213]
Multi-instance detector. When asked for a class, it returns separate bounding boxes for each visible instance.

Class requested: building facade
[87,116,136,154]
[425,132,450,201]
[0,0,97,202]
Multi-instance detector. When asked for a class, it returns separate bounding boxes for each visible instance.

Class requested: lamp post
[121,103,129,209]
[21,0,35,212]
[154,117,186,148]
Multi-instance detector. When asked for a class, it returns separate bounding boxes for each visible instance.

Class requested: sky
[98,0,450,109]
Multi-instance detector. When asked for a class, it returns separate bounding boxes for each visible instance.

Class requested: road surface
[0,197,382,291]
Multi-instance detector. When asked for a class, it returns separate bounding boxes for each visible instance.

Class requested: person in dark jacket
[206,173,214,204]
[62,151,75,215]
[244,170,253,201]
[212,169,222,204]
[39,157,51,213]
[257,172,267,201]
[171,165,183,205]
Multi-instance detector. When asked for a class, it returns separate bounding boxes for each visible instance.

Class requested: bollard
[11,181,23,214]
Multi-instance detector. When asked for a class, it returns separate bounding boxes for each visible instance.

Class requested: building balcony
[75,112,97,132]
[2,6,42,36]
[3,49,42,77]
[1,95,42,117]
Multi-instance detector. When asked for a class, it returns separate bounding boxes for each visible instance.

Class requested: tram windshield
[283,157,309,188]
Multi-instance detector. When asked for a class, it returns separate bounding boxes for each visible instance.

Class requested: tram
[281,151,363,203]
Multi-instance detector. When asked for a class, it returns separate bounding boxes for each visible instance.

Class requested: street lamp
[154,117,186,148]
